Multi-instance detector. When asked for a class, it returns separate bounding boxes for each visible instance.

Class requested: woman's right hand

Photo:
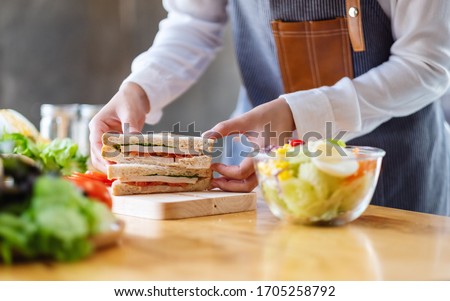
[89,82,150,173]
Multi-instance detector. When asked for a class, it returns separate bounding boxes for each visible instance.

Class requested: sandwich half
[107,163,212,195]
[102,132,213,169]
[102,133,214,196]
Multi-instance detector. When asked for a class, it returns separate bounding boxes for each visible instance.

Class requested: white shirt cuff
[281,77,363,141]
[282,89,335,140]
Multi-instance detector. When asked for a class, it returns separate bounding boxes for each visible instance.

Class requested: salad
[0,155,116,264]
[255,139,384,225]
[0,109,119,264]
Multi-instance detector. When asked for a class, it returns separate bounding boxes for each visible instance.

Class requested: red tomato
[66,176,113,209]
[71,171,114,186]
[289,139,305,147]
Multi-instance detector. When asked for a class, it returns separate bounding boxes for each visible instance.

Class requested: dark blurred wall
[0,0,240,132]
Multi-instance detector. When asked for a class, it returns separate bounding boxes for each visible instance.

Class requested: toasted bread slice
[102,132,214,153]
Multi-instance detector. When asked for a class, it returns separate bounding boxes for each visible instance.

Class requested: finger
[89,126,107,173]
[89,131,116,174]
[89,116,119,149]
[90,148,107,173]
[89,120,106,159]
[117,108,145,134]
[89,115,121,173]
[121,119,143,134]
[211,157,255,180]
[211,173,258,192]
[203,116,250,140]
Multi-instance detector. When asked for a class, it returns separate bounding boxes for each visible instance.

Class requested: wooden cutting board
[111,190,257,220]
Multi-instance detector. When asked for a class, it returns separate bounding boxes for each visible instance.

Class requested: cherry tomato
[289,139,304,147]
[71,171,113,186]
[66,176,113,209]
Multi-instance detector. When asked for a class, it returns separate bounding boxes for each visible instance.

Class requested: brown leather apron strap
[346,0,366,52]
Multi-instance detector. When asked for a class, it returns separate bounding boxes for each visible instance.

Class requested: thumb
[118,111,145,134]
[123,122,142,134]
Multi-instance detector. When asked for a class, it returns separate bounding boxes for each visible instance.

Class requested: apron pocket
[272,18,354,93]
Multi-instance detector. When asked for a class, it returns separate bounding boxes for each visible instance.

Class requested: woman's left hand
[203,97,296,192]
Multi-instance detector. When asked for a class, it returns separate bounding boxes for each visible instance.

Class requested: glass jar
[77,104,103,155]
[40,104,79,141]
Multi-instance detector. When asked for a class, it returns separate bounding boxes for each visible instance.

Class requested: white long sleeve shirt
[122,0,450,141]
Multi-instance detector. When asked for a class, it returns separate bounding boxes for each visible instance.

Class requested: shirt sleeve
[282,0,450,141]
[121,0,228,124]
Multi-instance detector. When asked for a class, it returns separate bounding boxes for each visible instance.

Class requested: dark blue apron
[228,0,450,215]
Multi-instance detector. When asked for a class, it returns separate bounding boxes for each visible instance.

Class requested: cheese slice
[120,175,199,184]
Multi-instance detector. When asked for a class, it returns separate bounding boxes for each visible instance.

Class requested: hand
[210,158,258,192]
[204,97,296,192]
[89,83,150,173]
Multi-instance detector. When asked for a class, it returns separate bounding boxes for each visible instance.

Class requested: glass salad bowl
[254,140,385,226]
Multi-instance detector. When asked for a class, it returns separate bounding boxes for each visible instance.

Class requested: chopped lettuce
[262,170,372,223]
[298,162,342,201]
[327,139,347,148]
[0,133,87,175]
[257,140,374,223]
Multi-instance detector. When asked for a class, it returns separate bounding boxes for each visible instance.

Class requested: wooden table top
[2,200,450,280]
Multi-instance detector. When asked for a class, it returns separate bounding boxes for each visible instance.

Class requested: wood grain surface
[2,200,450,281]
